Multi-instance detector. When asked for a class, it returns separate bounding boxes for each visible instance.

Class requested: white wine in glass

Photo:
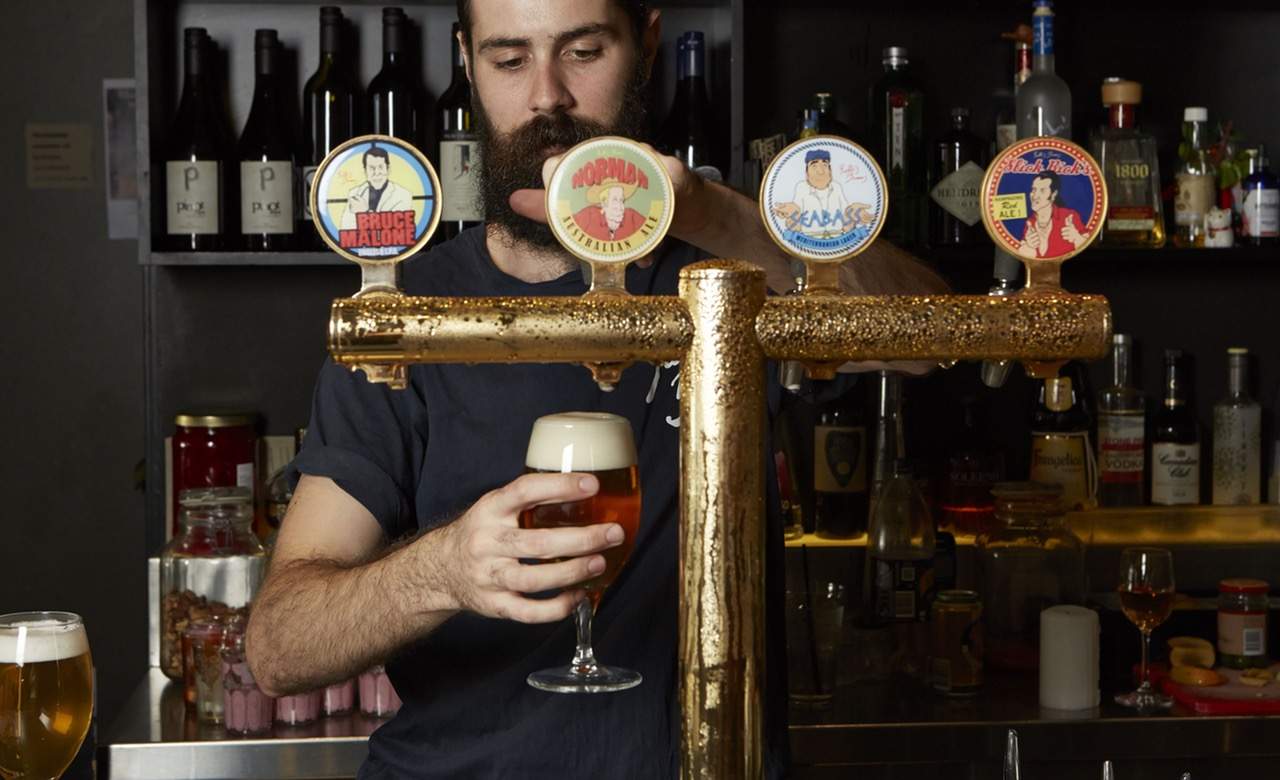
[1115,548,1174,710]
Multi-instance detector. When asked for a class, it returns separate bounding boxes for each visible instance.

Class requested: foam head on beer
[0,618,89,666]
[525,412,638,473]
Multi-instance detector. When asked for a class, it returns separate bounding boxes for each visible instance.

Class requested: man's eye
[567,48,601,62]
[494,57,524,71]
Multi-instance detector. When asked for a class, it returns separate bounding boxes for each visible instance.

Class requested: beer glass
[0,612,94,779]
[1114,548,1175,710]
[520,412,642,693]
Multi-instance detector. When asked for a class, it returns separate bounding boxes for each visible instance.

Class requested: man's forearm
[246,536,457,696]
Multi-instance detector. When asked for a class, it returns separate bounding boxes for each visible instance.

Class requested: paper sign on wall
[26,123,93,189]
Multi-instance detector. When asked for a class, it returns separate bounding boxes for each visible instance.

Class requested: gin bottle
[870,47,925,245]
[1092,79,1165,248]
[1016,0,1071,139]
[1212,348,1261,505]
[1241,145,1280,246]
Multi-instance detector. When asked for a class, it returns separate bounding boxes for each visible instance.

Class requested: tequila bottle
[1092,79,1165,248]
[1016,0,1071,140]
[1173,107,1217,248]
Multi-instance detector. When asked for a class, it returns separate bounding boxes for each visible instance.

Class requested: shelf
[144,251,351,267]
[924,244,1280,267]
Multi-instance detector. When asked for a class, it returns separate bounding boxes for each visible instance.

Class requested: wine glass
[520,412,642,693]
[1114,547,1175,710]
[0,612,94,779]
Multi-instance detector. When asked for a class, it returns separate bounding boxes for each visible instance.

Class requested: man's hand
[430,472,624,624]
[1017,237,1038,259]
[1060,213,1085,248]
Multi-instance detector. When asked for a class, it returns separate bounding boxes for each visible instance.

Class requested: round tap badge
[311,134,441,264]
[981,137,1106,264]
[760,135,887,263]
[546,136,674,265]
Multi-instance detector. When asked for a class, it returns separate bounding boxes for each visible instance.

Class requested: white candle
[1039,605,1100,710]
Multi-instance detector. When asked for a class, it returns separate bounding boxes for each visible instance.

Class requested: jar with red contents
[1218,578,1270,669]
[172,413,259,538]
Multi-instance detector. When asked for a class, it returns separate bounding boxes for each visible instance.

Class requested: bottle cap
[1184,106,1209,122]
[1227,346,1249,356]
[1100,79,1141,106]
[1044,376,1073,412]
[1112,333,1131,346]
[882,46,908,65]
[951,106,970,119]
[1164,348,1183,361]
[320,6,343,20]
[254,29,279,49]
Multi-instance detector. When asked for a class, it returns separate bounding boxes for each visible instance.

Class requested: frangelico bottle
[302,6,359,246]
[813,383,869,538]
[1151,350,1201,505]
[659,31,722,182]
[1030,375,1096,510]
[368,8,421,143]
[165,28,232,250]
[238,29,296,251]
[438,22,481,240]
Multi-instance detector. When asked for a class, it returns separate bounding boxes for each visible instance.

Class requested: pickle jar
[159,487,267,680]
[1218,578,1270,669]
[976,482,1086,672]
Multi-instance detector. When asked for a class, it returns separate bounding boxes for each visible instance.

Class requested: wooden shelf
[144,251,350,267]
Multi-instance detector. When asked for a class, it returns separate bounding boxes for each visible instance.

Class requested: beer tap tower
[311,133,1111,778]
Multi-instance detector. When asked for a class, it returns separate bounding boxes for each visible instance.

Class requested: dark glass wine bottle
[164,28,232,251]
[438,21,481,240]
[813,382,869,538]
[658,31,721,182]
[238,29,296,251]
[302,6,359,247]
[368,7,420,144]
[1151,349,1201,505]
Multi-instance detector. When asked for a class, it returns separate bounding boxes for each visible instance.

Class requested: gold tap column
[677,260,768,779]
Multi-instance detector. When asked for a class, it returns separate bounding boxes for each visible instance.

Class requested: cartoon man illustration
[1016,170,1088,259]
[771,149,876,239]
[572,176,647,242]
[339,145,416,230]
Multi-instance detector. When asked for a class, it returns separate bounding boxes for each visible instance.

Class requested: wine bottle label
[1243,187,1280,238]
[1151,442,1200,505]
[1212,406,1262,505]
[166,160,219,235]
[890,104,905,172]
[870,557,934,623]
[301,164,319,222]
[1098,413,1145,483]
[929,161,983,226]
[439,139,482,222]
[240,161,295,235]
[814,425,867,493]
[1030,431,1094,508]
[1174,172,1215,226]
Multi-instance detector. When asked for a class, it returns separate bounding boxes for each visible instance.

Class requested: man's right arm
[246,472,623,697]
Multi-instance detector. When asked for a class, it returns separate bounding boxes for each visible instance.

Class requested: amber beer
[518,412,641,607]
[0,613,94,780]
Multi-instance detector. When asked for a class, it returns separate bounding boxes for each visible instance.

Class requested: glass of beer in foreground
[521,412,642,693]
[0,612,94,779]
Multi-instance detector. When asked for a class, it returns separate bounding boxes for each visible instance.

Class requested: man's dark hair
[363,145,391,169]
[456,0,649,50]
[1032,171,1063,206]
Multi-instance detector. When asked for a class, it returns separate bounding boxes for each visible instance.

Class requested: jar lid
[175,412,258,428]
[179,486,252,507]
[1219,578,1269,594]
[936,589,980,604]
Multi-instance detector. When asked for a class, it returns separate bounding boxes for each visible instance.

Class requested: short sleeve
[288,358,424,540]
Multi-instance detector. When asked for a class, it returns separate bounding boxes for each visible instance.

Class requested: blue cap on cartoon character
[804,149,831,165]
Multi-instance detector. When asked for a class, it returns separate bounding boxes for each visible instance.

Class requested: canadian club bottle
[1151,350,1201,505]
[812,383,869,538]
[238,30,296,251]
[1097,334,1146,506]
[368,8,421,144]
[302,6,359,247]
[659,31,722,182]
[1030,375,1096,510]
[165,28,232,250]
[438,22,481,240]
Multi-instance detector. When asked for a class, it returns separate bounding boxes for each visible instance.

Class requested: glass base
[527,664,642,694]
[1114,687,1173,711]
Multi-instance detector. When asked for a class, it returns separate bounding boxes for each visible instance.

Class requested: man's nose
[528,60,574,115]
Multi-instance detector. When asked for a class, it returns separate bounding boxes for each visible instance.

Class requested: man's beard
[474,61,650,249]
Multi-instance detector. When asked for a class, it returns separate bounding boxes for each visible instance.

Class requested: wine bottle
[813,382,869,538]
[165,28,232,251]
[438,21,481,240]
[238,29,296,251]
[302,6,359,247]
[659,31,721,182]
[1151,350,1201,505]
[368,7,420,144]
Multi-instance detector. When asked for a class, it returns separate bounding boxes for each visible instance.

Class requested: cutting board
[1155,664,1280,715]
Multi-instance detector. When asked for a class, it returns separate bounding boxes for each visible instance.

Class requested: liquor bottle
[1016,1,1071,140]
[994,26,1032,153]
[794,108,820,141]
[772,409,805,539]
[938,396,1004,537]
[438,21,482,240]
[1270,383,1280,505]
[1212,348,1262,505]
[1151,350,1200,505]
[813,383,869,538]
[1173,107,1217,248]
[1097,334,1146,506]
[1092,79,1165,248]
[165,28,232,251]
[302,6,360,247]
[1241,145,1280,246]
[869,47,925,245]
[870,372,905,505]
[865,460,936,627]
[238,30,296,251]
[814,92,855,140]
[929,107,986,248]
[1030,375,1096,510]
[659,31,722,182]
[368,7,421,144]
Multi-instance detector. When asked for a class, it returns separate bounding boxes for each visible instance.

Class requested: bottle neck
[1229,359,1249,398]
[1112,343,1131,388]
[1033,52,1056,74]
[1185,121,1206,151]
[1109,103,1137,130]
[320,21,341,56]
[1164,362,1186,408]
[383,20,406,64]
[1013,45,1031,90]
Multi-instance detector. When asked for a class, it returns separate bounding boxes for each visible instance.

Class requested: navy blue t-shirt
[290,227,788,779]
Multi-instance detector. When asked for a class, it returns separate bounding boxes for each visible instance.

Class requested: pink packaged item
[275,690,322,726]
[220,623,274,735]
[322,679,356,716]
[358,665,402,717]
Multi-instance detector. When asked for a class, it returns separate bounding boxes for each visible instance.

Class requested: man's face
[1030,177,1052,211]
[806,160,832,190]
[365,156,389,190]
[602,185,626,225]
[467,0,654,247]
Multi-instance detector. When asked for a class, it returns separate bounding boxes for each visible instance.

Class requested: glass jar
[172,412,258,538]
[976,482,1086,672]
[930,589,983,696]
[1218,578,1270,669]
[221,622,275,736]
[160,487,267,680]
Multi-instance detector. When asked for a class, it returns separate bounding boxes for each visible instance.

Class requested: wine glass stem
[571,597,599,675]
[1139,629,1152,692]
